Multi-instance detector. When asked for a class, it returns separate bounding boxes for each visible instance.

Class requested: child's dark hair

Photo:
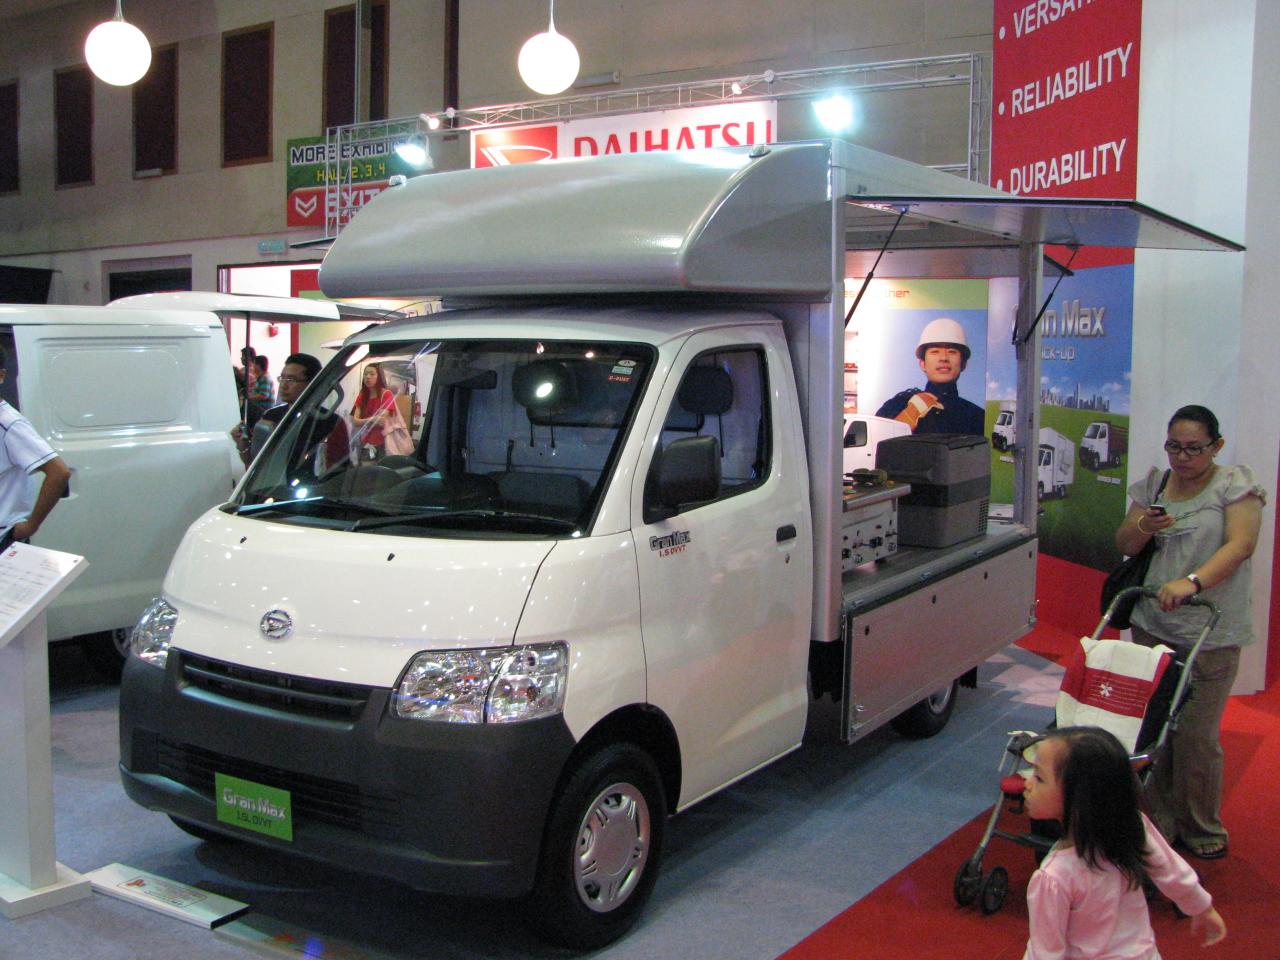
[1047,726,1149,889]
[1168,404,1220,441]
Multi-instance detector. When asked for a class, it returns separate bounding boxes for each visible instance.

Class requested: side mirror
[644,435,720,523]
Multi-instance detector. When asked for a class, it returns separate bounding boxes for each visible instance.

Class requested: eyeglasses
[277,375,307,385]
[1164,440,1213,457]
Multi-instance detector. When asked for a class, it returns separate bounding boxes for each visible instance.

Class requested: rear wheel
[980,866,1009,914]
[526,743,667,950]
[891,679,959,739]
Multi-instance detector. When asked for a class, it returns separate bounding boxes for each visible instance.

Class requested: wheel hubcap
[573,780,650,913]
[927,685,953,714]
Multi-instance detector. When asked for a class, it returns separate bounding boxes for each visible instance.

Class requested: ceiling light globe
[517,28,579,96]
[85,19,152,86]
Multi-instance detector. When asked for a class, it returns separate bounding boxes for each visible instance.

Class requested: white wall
[1132,0,1273,690]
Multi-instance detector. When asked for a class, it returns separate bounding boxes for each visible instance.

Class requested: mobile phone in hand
[1150,504,1167,516]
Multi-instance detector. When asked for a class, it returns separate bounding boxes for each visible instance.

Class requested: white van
[1,294,380,670]
[115,143,1240,948]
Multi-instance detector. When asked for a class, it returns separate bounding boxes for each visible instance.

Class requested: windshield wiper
[350,508,578,534]
[232,496,397,519]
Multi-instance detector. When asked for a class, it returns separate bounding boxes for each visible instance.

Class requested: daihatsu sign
[469,101,777,168]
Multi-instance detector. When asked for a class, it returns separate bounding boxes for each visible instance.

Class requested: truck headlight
[131,597,177,668]
[393,642,568,723]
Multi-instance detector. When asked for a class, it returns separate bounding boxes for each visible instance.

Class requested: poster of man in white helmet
[870,314,987,436]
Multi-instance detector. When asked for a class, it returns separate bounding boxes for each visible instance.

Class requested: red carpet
[778,624,1280,960]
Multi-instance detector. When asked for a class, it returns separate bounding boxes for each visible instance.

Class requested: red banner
[992,0,1142,267]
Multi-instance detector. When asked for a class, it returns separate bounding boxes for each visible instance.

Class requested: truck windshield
[230,337,653,537]
[1084,423,1102,438]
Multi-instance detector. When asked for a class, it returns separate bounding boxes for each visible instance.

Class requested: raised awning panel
[844,197,1243,253]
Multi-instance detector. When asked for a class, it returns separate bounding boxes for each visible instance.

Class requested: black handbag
[1100,470,1171,629]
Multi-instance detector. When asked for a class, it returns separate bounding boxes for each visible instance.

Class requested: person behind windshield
[351,363,396,461]
[232,353,320,465]
[249,355,275,404]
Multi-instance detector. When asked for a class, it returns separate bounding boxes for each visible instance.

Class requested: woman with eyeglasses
[1113,404,1265,862]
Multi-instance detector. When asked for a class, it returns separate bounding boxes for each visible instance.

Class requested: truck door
[633,330,812,807]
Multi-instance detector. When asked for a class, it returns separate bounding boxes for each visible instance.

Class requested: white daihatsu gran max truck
[117,141,1238,948]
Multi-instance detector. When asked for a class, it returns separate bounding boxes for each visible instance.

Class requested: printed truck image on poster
[993,401,1016,451]
[1080,419,1128,470]
[1038,427,1074,500]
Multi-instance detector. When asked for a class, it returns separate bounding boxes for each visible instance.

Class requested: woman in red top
[351,363,396,460]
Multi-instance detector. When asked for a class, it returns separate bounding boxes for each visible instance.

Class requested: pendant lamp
[85,0,152,87]
[517,0,579,96]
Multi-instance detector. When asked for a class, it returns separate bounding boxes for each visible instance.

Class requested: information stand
[0,542,89,919]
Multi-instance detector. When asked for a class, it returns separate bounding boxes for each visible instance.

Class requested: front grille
[179,651,374,721]
[158,740,398,833]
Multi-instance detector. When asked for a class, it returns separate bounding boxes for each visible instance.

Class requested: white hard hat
[915,317,970,361]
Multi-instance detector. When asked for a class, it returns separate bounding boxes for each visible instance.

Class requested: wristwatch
[1186,573,1203,593]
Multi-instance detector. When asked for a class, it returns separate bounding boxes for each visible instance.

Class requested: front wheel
[891,679,959,739]
[80,628,130,681]
[526,743,667,950]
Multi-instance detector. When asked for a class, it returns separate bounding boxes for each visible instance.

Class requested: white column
[1133,0,1272,691]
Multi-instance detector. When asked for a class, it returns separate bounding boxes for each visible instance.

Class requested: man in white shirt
[0,345,70,542]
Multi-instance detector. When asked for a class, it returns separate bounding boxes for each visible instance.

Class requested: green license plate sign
[215,773,293,841]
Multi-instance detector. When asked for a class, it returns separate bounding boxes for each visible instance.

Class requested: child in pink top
[1022,727,1225,959]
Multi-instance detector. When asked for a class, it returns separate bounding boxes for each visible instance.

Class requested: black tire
[980,866,1009,914]
[526,743,667,950]
[80,628,130,681]
[953,858,982,907]
[168,815,233,845]
[890,679,959,739]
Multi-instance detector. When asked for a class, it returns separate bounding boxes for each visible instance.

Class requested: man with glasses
[232,353,322,464]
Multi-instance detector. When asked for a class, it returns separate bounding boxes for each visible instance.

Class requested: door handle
[776,524,797,543]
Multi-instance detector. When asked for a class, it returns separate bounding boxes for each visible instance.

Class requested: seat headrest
[677,366,733,416]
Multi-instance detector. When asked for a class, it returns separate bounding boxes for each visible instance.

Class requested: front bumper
[118,650,576,898]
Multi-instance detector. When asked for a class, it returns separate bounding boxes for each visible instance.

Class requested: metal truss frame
[322,53,990,237]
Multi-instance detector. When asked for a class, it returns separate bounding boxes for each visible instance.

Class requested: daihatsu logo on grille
[260,609,293,641]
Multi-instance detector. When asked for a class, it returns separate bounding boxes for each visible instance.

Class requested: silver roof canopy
[318,140,1242,300]
[320,142,838,299]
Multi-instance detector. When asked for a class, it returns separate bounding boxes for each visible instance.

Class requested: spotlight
[813,94,856,132]
[394,136,431,168]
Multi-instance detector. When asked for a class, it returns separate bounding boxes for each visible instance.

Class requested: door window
[657,348,770,506]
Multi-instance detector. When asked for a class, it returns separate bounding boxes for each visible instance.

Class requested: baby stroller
[953,585,1220,915]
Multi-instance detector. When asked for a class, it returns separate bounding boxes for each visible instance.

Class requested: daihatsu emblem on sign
[260,609,293,641]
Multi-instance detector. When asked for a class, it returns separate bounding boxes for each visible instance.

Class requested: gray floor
[3,642,1062,960]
